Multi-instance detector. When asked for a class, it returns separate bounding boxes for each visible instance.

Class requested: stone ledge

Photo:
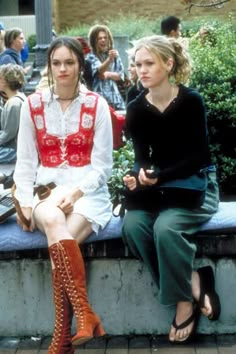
[0,232,236,261]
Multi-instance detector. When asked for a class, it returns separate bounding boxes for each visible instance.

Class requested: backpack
[109,106,125,150]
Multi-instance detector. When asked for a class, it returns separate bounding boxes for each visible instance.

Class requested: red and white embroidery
[28,92,99,167]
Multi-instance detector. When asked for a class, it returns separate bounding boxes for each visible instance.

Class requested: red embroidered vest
[28,92,98,167]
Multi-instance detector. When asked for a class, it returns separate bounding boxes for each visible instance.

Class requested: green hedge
[189,17,236,196]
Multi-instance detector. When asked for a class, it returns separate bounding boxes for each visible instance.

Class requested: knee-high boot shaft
[47,270,74,354]
[49,239,105,346]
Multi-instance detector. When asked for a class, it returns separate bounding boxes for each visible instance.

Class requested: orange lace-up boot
[49,240,105,346]
[47,270,74,354]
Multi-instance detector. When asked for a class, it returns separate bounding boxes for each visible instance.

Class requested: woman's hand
[17,206,33,232]
[138,168,158,186]
[57,189,83,215]
[123,175,137,191]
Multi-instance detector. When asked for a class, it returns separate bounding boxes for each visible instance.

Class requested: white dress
[14,85,113,233]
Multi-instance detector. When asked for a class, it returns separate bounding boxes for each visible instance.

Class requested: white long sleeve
[14,87,113,207]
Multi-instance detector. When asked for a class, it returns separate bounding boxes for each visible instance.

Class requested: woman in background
[0,27,31,74]
[126,47,143,104]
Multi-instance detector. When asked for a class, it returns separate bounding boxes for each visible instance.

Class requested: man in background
[161,16,182,38]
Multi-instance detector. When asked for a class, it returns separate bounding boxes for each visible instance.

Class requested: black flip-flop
[169,303,200,343]
[197,266,221,321]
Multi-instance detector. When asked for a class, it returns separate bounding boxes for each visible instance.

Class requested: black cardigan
[126,84,212,183]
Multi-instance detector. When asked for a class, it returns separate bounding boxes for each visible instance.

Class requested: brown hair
[47,36,85,95]
[88,24,114,57]
[4,28,23,48]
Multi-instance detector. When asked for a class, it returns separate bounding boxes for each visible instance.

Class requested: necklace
[57,95,78,101]
[54,87,80,101]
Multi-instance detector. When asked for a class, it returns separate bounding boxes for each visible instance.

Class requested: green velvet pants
[122,172,219,305]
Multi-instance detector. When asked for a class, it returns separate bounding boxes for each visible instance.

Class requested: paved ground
[0,335,236,353]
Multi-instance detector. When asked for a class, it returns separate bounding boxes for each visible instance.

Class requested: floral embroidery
[50,156,59,163]
[30,94,42,109]
[46,139,55,146]
[71,138,81,145]
[30,92,98,167]
[85,94,96,108]
[35,115,44,130]
[82,113,94,129]
[71,154,80,162]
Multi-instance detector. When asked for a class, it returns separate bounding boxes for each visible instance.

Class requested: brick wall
[53,0,235,32]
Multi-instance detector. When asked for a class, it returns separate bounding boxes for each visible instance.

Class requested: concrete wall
[53,0,236,31]
[0,15,35,38]
[0,257,235,337]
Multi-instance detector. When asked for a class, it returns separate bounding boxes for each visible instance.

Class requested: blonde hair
[0,63,25,90]
[134,35,192,85]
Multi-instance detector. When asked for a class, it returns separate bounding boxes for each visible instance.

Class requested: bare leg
[33,201,101,350]
[192,271,213,317]
[65,213,93,244]
[33,202,92,246]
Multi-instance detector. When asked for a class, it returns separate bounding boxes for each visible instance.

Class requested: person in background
[75,36,93,90]
[192,25,216,46]
[0,64,26,164]
[87,24,125,110]
[161,16,189,49]
[126,47,143,104]
[0,22,8,109]
[35,65,49,92]
[13,36,113,353]
[20,39,29,64]
[0,64,26,187]
[0,22,5,53]
[161,16,182,38]
[0,27,31,75]
[122,35,220,344]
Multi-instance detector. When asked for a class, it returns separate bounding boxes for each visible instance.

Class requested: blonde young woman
[13,36,113,353]
[126,47,143,104]
[122,35,220,343]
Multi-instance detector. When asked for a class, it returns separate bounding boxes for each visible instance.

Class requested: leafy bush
[27,34,36,51]
[107,140,134,207]
[189,17,236,196]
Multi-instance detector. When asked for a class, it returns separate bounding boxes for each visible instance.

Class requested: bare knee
[34,204,65,233]
[44,212,64,230]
